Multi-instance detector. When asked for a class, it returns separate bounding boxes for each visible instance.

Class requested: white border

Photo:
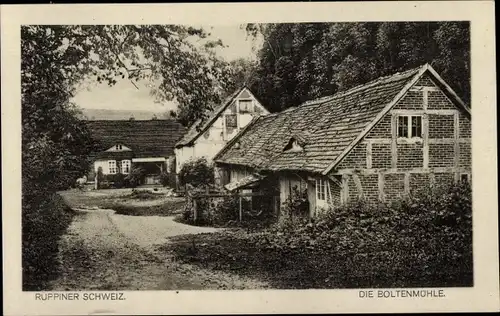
[2,2,498,315]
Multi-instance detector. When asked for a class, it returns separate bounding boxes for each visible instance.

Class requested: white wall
[175,88,269,172]
[94,160,109,175]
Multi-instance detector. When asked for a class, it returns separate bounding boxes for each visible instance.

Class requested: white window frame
[108,160,117,174]
[121,160,131,174]
[316,179,326,201]
[397,115,423,139]
[460,173,471,183]
[238,99,254,114]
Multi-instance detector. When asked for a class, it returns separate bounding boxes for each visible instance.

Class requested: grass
[104,200,185,216]
[162,228,473,289]
[59,188,186,217]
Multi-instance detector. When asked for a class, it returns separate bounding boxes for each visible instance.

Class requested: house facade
[213,64,471,217]
[86,119,186,186]
[174,87,269,174]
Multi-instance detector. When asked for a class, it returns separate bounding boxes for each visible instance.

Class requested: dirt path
[49,209,269,290]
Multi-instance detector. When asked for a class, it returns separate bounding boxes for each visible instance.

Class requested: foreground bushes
[22,193,76,290]
[178,158,214,188]
[176,193,277,228]
[166,181,472,288]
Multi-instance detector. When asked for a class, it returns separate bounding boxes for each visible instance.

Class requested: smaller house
[86,119,186,186]
[174,87,269,179]
[214,64,471,218]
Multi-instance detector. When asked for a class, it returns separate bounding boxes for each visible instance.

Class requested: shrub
[168,181,473,288]
[129,189,159,200]
[22,193,76,290]
[159,172,177,188]
[104,173,126,188]
[178,158,214,188]
[125,166,146,188]
[96,167,105,189]
[280,186,309,220]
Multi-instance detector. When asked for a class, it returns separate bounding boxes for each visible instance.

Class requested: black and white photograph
[2,2,499,315]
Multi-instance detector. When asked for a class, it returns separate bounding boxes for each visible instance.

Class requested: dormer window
[397,115,422,139]
[115,144,123,150]
[284,137,304,152]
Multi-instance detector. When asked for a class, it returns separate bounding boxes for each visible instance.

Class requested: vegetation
[21,24,229,290]
[178,158,214,188]
[165,181,472,289]
[22,194,77,290]
[105,200,185,217]
[124,166,146,188]
[244,22,470,113]
[159,172,177,188]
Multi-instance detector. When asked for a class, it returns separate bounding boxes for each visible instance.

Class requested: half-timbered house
[213,64,471,217]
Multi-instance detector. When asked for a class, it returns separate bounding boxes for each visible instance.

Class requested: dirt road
[48,208,269,290]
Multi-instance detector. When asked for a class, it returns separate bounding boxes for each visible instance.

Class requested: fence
[185,184,280,224]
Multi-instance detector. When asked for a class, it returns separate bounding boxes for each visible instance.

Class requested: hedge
[22,193,76,290]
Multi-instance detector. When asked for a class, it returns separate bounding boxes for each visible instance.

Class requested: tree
[21,25,230,289]
[223,57,258,98]
[22,25,232,191]
[246,22,471,112]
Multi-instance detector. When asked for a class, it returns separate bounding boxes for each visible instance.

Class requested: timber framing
[322,63,470,175]
[331,166,471,176]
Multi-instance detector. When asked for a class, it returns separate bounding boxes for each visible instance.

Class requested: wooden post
[391,114,398,169]
[366,141,372,169]
[454,112,460,183]
[193,198,198,223]
[423,113,429,169]
[352,174,364,198]
[239,195,243,222]
[404,173,410,195]
[272,196,278,215]
[378,173,385,202]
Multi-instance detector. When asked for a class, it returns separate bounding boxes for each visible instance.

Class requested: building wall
[329,73,471,205]
[175,90,268,172]
[94,160,111,175]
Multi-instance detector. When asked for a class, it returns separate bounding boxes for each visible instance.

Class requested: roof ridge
[301,64,424,107]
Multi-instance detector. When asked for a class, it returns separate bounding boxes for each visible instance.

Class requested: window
[239,99,253,113]
[411,116,422,138]
[316,179,326,201]
[115,144,123,150]
[108,160,117,174]
[121,160,131,174]
[398,115,422,138]
[225,114,237,128]
[460,173,470,183]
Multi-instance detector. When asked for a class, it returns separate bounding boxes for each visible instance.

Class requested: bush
[168,181,473,288]
[178,158,214,188]
[22,193,76,290]
[96,167,105,189]
[104,173,126,188]
[129,189,160,200]
[124,166,146,188]
[159,172,177,188]
[276,186,309,230]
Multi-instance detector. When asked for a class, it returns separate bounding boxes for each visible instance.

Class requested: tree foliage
[178,158,214,188]
[21,24,230,289]
[246,22,470,113]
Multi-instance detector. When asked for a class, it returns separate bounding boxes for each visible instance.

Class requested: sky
[71,25,262,113]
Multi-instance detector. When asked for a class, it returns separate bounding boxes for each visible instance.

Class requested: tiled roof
[214,66,424,174]
[175,88,245,148]
[85,119,186,158]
